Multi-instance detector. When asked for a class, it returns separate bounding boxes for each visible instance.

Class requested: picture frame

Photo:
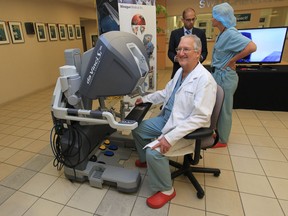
[67,24,75,40]
[0,21,10,44]
[91,34,98,47]
[35,23,47,42]
[8,21,24,43]
[58,24,67,40]
[75,24,82,39]
[48,23,58,41]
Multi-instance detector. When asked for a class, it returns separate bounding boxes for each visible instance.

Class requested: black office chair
[169,85,224,199]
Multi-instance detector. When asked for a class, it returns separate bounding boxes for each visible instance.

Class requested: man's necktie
[185,30,191,35]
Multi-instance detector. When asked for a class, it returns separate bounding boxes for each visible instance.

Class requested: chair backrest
[201,85,224,149]
[210,85,224,130]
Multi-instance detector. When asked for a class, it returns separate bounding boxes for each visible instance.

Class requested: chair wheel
[214,171,221,177]
[197,191,205,199]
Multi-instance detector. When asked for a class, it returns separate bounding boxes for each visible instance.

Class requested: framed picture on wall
[58,24,67,40]
[8,21,24,43]
[35,23,47,42]
[67,24,75,40]
[75,24,82,39]
[0,21,10,44]
[48,23,58,41]
[91,34,98,47]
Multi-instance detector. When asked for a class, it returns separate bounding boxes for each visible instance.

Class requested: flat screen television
[236,27,287,65]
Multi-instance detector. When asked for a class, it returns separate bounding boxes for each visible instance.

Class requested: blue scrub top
[212,27,251,70]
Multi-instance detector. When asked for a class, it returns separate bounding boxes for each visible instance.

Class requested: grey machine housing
[51,31,150,193]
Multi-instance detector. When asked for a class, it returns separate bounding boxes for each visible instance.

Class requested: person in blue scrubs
[211,3,257,148]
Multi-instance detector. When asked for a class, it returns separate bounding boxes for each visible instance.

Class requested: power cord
[50,121,92,180]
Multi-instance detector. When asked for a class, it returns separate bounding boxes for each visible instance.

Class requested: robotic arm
[51,31,150,131]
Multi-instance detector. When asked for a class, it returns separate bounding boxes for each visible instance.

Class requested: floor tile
[205,169,238,191]
[19,172,57,196]
[171,181,205,210]
[248,134,277,147]
[235,172,275,197]
[68,183,108,213]
[95,189,136,216]
[240,193,284,216]
[260,160,288,179]
[131,196,169,216]
[0,185,16,205]
[230,156,265,175]
[273,136,288,148]
[58,206,93,216]
[229,133,250,145]
[243,125,270,136]
[279,200,288,215]
[23,139,50,153]
[228,144,257,158]
[0,163,17,181]
[24,129,48,139]
[5,150,35,166]
[0,135,20,147]
[254,146,287,161]
[41,177,80,204]
[22,154,53,171]
[8,137,35,150]
[39,160,64,177]
[206,187,244,216]
[23,198,63,216]
[0,191,38,216]
[268,177,288,200]
[203,152,233,170]
[0,167,36,190]
[266,127,288,138]
[261,119,286,128]
[168,204,205,216]
[255,111,278,120]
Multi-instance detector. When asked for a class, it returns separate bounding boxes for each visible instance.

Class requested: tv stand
[237,64,276,71]
[234,64,288,111]
[204,65,288,111]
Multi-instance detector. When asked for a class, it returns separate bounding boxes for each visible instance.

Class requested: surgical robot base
[50,31,152,193]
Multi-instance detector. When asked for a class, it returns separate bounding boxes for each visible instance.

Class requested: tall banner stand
[96,0,157,108]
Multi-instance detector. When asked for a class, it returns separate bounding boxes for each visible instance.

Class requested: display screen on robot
[79,31,149,99]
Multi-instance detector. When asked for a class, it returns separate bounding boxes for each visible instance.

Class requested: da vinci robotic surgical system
[51,31,151,193]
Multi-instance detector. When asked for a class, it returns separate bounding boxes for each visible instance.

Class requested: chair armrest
[184,128,213,139]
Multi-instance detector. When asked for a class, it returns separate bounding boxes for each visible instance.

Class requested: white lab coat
[142,63,217,157]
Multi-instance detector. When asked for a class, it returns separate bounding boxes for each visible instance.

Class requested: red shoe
[146,189,176,209]
[212,142,227,148]
[135,159,147,168]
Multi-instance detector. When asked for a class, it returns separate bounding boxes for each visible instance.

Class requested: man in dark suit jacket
[168,8,208,79]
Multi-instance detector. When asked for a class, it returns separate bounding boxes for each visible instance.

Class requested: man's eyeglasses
[184,17,197,22]
[175,48,197,54]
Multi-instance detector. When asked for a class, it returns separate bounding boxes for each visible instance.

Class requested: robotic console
[50,31,151,193]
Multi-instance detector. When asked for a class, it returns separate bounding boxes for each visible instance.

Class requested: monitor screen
[237,27,287,64]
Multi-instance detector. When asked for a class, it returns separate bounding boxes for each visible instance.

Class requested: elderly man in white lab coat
[132,34,217,209]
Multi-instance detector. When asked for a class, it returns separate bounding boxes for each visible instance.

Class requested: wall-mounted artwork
[35,23,47,42]
[58,24,67,40]
[8,21,24,43]
[91,34,98,47]
[67,24,75,40]
[48,23,58,41]
[0,21,10,44]
[75,24,82,39]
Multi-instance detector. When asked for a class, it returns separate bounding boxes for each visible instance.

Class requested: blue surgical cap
[212,2,236,28]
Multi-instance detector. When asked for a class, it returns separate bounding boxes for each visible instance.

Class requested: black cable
[50,122,93,175]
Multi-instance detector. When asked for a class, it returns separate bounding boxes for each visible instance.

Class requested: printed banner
[96,0,157,95]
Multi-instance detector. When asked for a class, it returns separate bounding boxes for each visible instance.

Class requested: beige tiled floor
[1,69,288,216]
